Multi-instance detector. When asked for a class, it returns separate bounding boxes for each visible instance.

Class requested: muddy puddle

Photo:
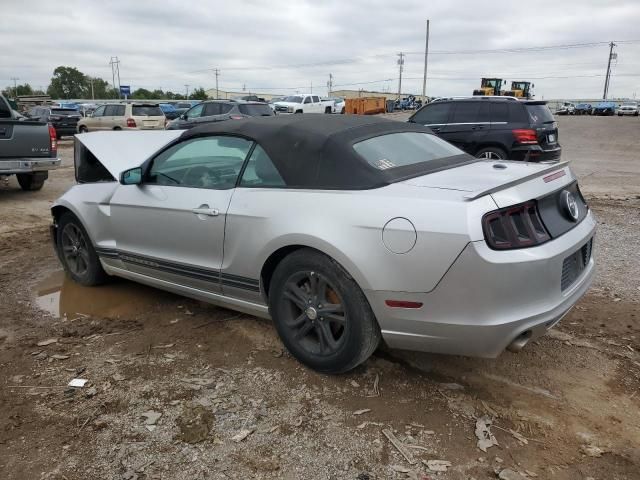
[34,270,177,319]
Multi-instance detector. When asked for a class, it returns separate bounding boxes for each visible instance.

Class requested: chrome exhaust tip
[507,330,532,353]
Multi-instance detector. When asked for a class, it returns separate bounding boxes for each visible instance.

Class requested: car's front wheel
[269,249,380,374]
[475,147,507,160]
[56,212,108,286]
[17,172,47,191]
[78,126,88,133]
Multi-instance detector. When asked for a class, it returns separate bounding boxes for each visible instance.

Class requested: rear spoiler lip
[463,160,571,201]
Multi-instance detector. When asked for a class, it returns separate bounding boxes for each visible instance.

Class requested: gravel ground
[1,116,639,479]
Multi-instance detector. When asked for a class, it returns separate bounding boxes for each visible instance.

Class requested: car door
[198,102,223,124]
[438,101,490,154]
[109,135,254,293]
[303,96,313,112]
[87,105,106,130]
[312,95,322,113]
[409,102,453,136]
[182,103,205,128]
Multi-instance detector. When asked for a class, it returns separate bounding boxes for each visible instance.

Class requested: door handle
[191,205,219,217]
[430,127,441,132]
[472,125,486,130]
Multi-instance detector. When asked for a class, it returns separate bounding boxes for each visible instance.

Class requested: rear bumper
[0,157,61,174]
[367,210,596,357]
[53,126,77,135]
[511,145,562,162]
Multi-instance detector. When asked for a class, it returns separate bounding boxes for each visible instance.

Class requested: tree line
[2,66,209,101]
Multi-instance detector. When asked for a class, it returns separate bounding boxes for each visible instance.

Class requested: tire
[268,249,381,374]
[16,172,47,191]
[475,147,507,160]
[78,126,88,133]
[325,106,332,114]
[56,212,108,286]
[295,110,303,114]
[341,107,345,114]
[113,126,122,130]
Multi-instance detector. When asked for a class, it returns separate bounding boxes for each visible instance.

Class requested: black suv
[167,100,274,130]
[27,106,81,139]
[408,97,561,161]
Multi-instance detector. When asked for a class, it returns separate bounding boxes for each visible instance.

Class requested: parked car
[617,102,639,116]
[77,103,166,132]
[233,95,265,102]
[573,103,592,115]
[159,103,180,120]
[166,100,273,130]
[27,106,82,139]
[272,94,333,114]
[173,101,201,116]
[268,96,287,112]
[408,97,561,161]
[328,97,345,114]
[555,102,575,115]
[0,93,60,190]
[591,102,616,116]
[51,115,595,373]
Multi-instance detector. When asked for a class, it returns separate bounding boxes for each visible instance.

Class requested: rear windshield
[238,104,274,116]
[132,105,163,116]
[175,103,191,109]
[353,132,464,171]
[526,104,555,124]
[283,96,303,103]
[51,109,79,116]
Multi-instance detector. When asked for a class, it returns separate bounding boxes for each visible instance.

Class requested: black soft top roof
[179,115,460,189]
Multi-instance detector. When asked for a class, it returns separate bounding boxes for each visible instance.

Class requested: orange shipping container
[345,97,386,115]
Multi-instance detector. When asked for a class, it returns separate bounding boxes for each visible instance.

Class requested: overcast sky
[2,0,639,99]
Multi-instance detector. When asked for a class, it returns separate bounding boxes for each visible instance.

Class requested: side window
[303,96,312,104]
[451,102,482,123]
[239,145,285,187]
[312,96,320,103]
[186,103,204,118]
[113,105,126,116]
[412,103,451,125]
[219,104,233,114]
[508,103,528,123]
[203,103,222,116]
[92,106,106,117]
[477,103,492,123]
[147,136,252,189]
[491,103,509,123]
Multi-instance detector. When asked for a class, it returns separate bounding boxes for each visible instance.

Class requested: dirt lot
[1,116,639,480]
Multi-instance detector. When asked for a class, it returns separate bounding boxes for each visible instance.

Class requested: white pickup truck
[273,94,334,114]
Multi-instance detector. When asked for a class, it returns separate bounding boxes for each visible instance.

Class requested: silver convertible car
[50,115,595,373]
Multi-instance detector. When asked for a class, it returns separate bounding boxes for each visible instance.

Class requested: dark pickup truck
[0,94,60,190]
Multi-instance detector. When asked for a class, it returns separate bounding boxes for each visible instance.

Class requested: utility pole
[603,42,616,99]
[90,78,95,100]
[421,20,430,103]
[184,84,190,99]
[397,52,405,100]
[327,73,333,96]
[109,57,121,98]
[214,68,220,99]
[310,80,313,94]
[10,77,19,98]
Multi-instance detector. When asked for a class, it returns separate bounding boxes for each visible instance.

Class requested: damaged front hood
[76,130,183,178]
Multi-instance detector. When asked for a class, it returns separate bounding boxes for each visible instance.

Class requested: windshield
[132,105,163,116]
[353,132,464,171]
[51,109,79,116]
[283,96,303,103]
[238,104,274,116]
[175,103,191,109]
[526,104,555,124]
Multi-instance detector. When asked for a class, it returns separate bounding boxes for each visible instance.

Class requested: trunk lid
[402,159,573,206]
[0,119,51,159]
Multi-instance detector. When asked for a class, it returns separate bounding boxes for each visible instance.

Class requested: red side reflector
[543,170,566,183]
[385,300,423,309]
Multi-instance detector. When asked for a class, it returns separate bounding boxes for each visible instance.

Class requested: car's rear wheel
[475,147,507,160]
[78,126,88,133]
[57,212,108,286]
[269,249,380,374]
[17,172,47,191]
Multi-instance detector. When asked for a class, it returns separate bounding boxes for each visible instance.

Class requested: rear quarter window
[353,132,463,170]
[526,104,555,124]
[238,104,273,116]
[133,105,163,116]
[411,103,451,125]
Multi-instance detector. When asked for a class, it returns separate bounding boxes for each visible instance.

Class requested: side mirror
[180,114,187,120]
[120,167,143,185]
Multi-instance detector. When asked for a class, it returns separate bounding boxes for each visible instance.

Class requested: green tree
[189,87,208,100]
[86,77,118,99]
[151,89,165,99]
[47,66,87,99]
[130,88,154,99]
[3,83,34,97]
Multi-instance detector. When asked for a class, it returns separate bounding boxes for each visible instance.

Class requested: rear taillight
[48,124,57,157]
[229,115,244,120]
[512,129,538,144]
[482,201,550,250]
[126,118,137,128]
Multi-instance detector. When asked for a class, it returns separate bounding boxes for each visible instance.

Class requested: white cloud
[1,0,639,98]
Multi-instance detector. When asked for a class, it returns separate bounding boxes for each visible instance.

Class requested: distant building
[204,88,283,101]
[330,89,418,99]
